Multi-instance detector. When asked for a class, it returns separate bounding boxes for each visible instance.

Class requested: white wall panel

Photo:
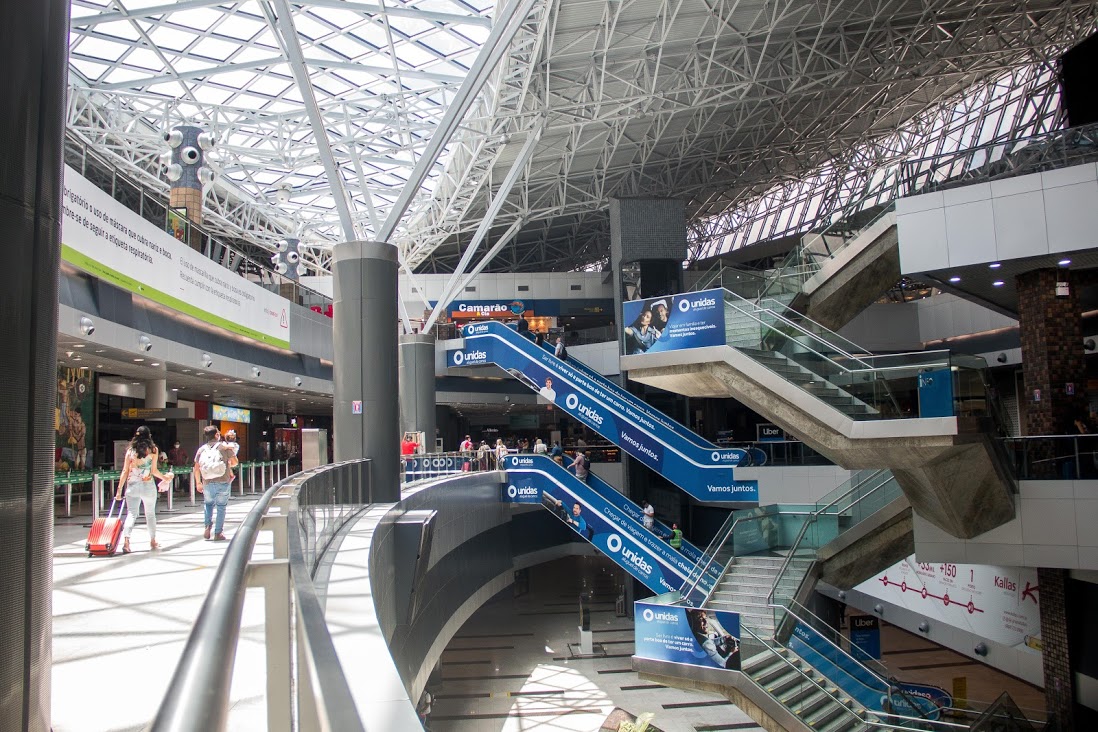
[992,191,1048,260]
[897,207,949,273]
[944,199,997,267]
[1044,179,1098,253]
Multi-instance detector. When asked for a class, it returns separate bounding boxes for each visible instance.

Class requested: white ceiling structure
[68,0,1098,280]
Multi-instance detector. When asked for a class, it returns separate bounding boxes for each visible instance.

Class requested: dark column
[1017,268,1086,436]
[399,334,437,449]
[0,1,68,730]
[332,241,399,501]
[609,198,687,503]
[1039,568,1075,730]
[1017,269,1083,728]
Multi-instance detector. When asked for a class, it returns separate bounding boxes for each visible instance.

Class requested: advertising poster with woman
[56,365,94,471]
[621,289,725,355]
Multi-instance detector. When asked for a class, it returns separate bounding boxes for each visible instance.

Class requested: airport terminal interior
[11,0,1098,730]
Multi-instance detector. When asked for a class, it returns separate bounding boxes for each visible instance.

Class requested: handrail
[778,603,966,729]
[766,469,891,607]
[150,473,295,731]
[150,460,372,732]
[678,505,785,602]
[725,289,871,368]
[739,623,863,722]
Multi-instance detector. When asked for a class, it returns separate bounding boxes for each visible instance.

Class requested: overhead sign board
[61,165,291,349]
[121,407,190,419]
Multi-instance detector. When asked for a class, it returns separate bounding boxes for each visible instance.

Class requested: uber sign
[756,423,785,442]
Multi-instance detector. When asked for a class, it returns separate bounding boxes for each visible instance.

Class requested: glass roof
[68,0,497,262]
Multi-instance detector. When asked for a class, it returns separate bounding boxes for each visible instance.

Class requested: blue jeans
[203,481,231,535]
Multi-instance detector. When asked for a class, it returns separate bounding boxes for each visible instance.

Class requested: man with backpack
[193,425,237,541]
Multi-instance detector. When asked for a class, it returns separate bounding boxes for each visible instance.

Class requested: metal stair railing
[767,470,898,610]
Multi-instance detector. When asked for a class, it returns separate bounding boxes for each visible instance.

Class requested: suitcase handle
[105,496,128,520]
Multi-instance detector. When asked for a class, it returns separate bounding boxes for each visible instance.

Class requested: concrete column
[399,334,437,451]
[0,0,68,729]
[146,378,167,421]
[333,241,399,501]
[165,125,207,252]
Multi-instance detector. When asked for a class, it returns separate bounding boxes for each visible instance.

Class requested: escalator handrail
[678,506,785,602]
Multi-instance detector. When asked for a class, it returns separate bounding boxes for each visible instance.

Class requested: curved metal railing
[150,460,371,732]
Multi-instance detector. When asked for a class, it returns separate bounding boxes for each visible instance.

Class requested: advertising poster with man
[621,289,726,355]
[56,365,94,472]
[634,602,741,671]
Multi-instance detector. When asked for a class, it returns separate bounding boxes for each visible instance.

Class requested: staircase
[741,644,870,732]
[737,347,878,419]
[706,555,786,637]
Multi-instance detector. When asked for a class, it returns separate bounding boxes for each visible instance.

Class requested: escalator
[452,321,757,503]
[502,454,716,602]
[622,289,1016,539]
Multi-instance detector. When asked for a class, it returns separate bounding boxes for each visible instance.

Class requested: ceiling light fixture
[989,262,1001,269]
[992,280,1005,287]
[1059,258,1072,266]
[949,276,961,283]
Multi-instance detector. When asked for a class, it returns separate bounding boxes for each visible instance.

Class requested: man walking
[193,426,236,541]
[642,500,655,531]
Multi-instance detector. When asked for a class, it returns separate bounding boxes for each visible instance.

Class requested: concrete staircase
[705,555,785,637]
[742,647,870,732]
[736,348,878,419]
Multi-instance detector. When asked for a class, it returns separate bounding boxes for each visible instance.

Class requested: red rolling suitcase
[87,498,127,557]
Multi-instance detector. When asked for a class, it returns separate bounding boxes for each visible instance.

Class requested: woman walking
[114,425,172,553]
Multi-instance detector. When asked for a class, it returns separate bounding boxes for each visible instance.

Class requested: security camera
[275,262,288,275]
[286,251,300,264]
[252,366,262,378]
[293,376,303,386]
[197,131,217,150]
[137,335,153,352]
[164,129,183,148]
[181,146,200,164]
[276,184,292,203]
[295,263,308,277]
[166,164,183,182]
[277,239,290,252]
[202,353,213,368]
[198,167,215,186]
[79,316,95,336]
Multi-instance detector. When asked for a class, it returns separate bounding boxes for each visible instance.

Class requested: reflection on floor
[872,620,1046,722]
[430,555,764,732]
[51,495,268,732]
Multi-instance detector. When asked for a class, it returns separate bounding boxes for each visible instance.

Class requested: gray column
[146,378,167,420]
[333,241,400,501]
[0,0,68,729]
[399,334,437,451]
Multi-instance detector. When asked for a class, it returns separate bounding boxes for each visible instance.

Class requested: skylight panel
[349,24,389,49]
[121,47,166,72]
[93,20,144,41]
[144,25,194,53]
[169,7,227,33]
[69,58,111,82]
[75,35,131,62]
[190,36,245,63]
[394,44,436,67]
[388,16,435,38]
[191,84,235,106]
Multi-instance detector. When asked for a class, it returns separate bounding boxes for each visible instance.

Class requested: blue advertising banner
[403,455,463,481]
[504,454,715,599]
[849,615,881,660]
[634,601,741,671]
[621,289,725,355]
[451,321,758,504]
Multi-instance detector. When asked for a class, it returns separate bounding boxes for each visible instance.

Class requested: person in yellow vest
[669,523,683,552]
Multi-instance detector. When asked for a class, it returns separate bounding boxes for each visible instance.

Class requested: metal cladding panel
[0,0,68,729]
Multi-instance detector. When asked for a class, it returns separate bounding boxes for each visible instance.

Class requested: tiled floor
[874,622,1046,721]
[51,493,268,732]
[430,556,764,732]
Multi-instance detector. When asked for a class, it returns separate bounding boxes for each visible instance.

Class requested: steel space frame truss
[67,0,1098,277]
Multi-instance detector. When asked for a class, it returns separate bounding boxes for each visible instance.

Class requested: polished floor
[51,493,269,732]
[430,556,764,732]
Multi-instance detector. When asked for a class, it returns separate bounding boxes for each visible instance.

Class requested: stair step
[804,696,853,728]
[817,712,863,732]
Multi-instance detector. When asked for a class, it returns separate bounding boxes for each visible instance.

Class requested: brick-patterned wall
[1039,567,1075,730]
[1016,269,1086,436]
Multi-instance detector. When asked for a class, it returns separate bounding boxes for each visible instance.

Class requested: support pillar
[399,334,437,451]
[0,0,68,729]
[146,378,167,421]
[1017,268,1086,437]
[609,198,687,504]
[1017,268,1083,729]
[333,241,399,501]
